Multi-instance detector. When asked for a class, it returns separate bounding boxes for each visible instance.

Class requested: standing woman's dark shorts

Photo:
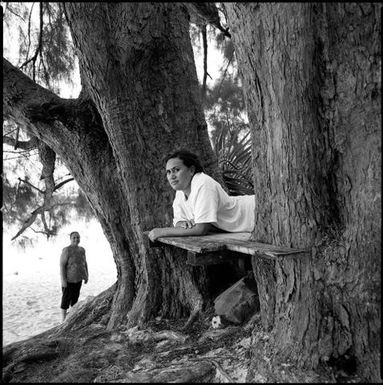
[61,282,82,310]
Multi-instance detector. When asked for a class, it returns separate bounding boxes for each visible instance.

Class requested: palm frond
[213,126,254,196]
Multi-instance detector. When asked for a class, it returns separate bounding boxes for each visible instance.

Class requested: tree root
[181,299,203,330]
[51,283,116,336]
[2,343,65,383]
[182,308,200,330]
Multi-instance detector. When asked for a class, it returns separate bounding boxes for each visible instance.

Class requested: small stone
[237,337,251,348]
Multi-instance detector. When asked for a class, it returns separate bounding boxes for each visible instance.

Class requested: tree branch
[30,227,56,236]
[201,24,208,101]
[4,57,62,125]
[11,202,74,241]
[5,4,26,22]
[186,3,231,38]
[4,58,106,144]
[19,2,44,81]
[14,126,20,149]
[17,177,44,194]
[25,2,36,61]
[3,135,39,151]
[11,206,43,241]
[54,178,74,191]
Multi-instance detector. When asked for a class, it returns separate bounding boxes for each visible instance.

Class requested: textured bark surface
[250,257,276,331]
[224,2,381,381]
[3,3,221,331]
[63,2,220,329]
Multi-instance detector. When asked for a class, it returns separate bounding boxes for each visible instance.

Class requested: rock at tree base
[214,275,260,324]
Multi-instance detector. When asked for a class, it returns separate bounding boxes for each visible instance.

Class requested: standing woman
[148,150,255,242]
[60,231,89,321]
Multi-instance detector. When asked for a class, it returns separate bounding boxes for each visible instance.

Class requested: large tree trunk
[224,2,381,381]
[3,3,221,331]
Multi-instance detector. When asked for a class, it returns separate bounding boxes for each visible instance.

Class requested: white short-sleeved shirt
[172,172,255,233]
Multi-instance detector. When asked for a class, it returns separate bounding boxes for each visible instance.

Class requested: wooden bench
[150,232,310,266]
[149,232,312,331]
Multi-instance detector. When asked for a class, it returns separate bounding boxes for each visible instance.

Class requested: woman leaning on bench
[148,150,255,242]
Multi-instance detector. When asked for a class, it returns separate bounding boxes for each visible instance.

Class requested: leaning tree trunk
[224,2,381,382]
[3,3,221,331]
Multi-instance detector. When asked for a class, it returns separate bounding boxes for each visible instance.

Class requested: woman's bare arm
[60,248,68,287]
[148,223,213,242]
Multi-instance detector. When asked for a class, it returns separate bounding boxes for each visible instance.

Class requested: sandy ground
[3,220,117,347]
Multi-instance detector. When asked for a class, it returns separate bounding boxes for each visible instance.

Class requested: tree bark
[3,2,221,331]
[224,2,381,381]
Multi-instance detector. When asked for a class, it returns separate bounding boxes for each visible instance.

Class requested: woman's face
[70,232,80,246]
[166,157,195,193]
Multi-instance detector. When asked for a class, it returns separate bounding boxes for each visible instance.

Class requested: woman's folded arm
[148,223,213,242]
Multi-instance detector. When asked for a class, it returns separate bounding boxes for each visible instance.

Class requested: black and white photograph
[2,2,381,383]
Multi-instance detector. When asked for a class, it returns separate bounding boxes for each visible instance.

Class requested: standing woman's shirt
[172,172,255,232]
[63,246,88,283]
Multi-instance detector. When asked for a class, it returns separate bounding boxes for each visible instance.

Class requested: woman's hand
[148,228,164,242]
[175,220,195,229]
[148,223,213,242]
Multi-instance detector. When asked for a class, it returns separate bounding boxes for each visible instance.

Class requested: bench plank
[187,250,237,266]
[155,232,310,260]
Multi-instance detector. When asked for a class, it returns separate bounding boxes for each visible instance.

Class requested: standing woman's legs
[61,286,70,322]
[69,281,82,307]
[61,282,81,321]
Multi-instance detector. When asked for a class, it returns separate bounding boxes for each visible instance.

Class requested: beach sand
[3,220,117,347]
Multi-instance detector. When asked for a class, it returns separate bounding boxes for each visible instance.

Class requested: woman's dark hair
[165,150,204,173]
[70,231,80,238]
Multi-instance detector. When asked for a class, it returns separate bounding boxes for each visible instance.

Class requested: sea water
[2,219,117,347]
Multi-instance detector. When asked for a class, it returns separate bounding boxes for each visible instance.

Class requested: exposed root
[52,283,116,336]
[182,300,203,330]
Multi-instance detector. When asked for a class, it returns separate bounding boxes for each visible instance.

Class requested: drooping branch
[11,202,74,241]
[11,204,52,241]
[37,140,56,236]
[19,2,44,81]
[201,24,208,101]
[10,138,77,240]
[37,140,56,182]
[25,2,36,64]
[11,173,76,241]
[185,3,231,38]
[17,177,44,194]
[17,175,75,194]
[4,3,27,22]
